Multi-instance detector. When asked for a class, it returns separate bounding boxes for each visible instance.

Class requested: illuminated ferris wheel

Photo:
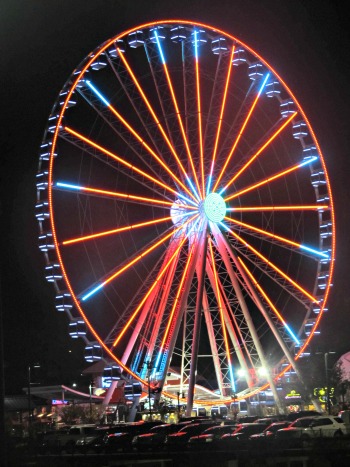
[36,20,335,413]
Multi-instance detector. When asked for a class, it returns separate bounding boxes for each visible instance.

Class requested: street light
[27,363,40,430]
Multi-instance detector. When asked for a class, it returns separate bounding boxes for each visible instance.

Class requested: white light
[258,367,268,376]
[203,193,226,223]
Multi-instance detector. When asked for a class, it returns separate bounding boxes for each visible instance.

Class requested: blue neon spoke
[86,80,110,106]
[300,244,329,258]
[258,73,270,97]
[206,170,213,196]
[298,156,318,167]
[82,283,104,301]
[154,30,166,65]
[57,182,81,190]
[193,30,198,61]
[186,175,201,202]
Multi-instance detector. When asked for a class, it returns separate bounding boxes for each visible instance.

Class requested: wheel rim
[36,20,335,407]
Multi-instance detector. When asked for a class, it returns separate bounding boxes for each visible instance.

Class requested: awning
[21,385,104,404]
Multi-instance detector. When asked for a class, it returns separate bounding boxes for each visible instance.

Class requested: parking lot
[6,414,350,466]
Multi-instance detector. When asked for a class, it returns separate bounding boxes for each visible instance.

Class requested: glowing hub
[203,193,226,223]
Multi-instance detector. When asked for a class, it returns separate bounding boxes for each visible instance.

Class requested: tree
[59,404,102,425]
[333,361,350,410]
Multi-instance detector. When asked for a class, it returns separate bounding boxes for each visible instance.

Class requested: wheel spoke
[225,216,330,259]
[220,111,297,195]
[61,215,173,246]
[224,155,318,202]
[80,214,198,302]
[238,256,300,344]
[213,73,270,192]
[83,81,198,203]
[207,46,236,195]
[63,126,197,205]
[221,222,319,303]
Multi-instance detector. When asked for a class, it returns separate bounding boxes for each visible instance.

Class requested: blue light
[298,156,318,167]
[257,73,270,97]
[177,192,198,207]
[193,30,198,61]
[85,80,110,106]
[230,366,236,392]
[186,175,201,202]
[300,244,329,258]
[206,164,214,196]
[284,325,300,345]
[81,283,104,301]
[56,182,81,190]
[154,30,166,64]
[154,351,162,370]
[218,186,227,196]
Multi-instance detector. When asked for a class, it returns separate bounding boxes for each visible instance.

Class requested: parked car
[250,421,292,442]
[103,420,163,453]
[297,416,346,439]
[40,424,96,454]
[75,426,111,454]
[132,423,188,452]
[188,424,236,450]
[286,411,322,422]
[220,423,267,449]
[256,416,286,426]
[274,416,318,446]
[165,422,216,451]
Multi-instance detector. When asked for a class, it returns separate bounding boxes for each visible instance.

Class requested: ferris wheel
[36,20,335,413]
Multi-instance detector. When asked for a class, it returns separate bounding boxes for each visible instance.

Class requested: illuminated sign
[52,400,69,405]
[314,387,334,402]
[285,390,301,400]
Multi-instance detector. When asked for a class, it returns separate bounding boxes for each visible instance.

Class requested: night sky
[2,0,350,394]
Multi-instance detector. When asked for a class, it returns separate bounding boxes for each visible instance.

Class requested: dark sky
[1,0,350,393]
